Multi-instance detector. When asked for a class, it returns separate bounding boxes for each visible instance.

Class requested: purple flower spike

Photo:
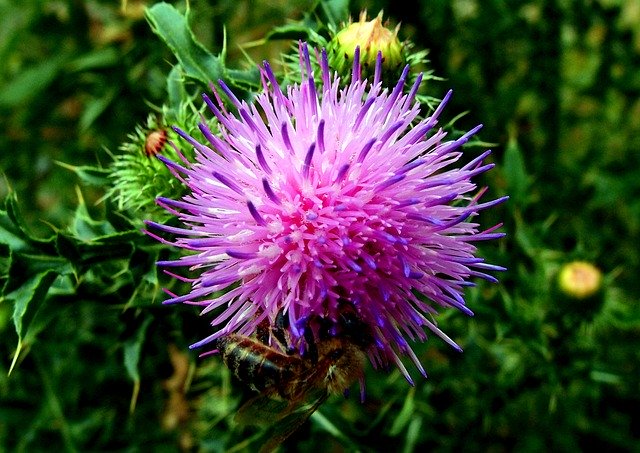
[147,42,506,383]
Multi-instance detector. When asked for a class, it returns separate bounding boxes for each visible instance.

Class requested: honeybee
[216,303,372,452]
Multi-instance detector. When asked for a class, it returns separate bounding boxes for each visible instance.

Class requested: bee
[216,303,372,452]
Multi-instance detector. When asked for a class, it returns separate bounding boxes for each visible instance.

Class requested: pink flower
[146,42,506,383]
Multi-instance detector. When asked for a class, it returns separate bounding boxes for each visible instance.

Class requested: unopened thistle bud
[106,103,207,222]
[557,261,602,300]
[328,12,404,83]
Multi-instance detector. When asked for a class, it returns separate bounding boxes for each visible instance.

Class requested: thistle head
[146,42,506,383]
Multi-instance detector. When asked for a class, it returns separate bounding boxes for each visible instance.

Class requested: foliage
[1,0,639,452]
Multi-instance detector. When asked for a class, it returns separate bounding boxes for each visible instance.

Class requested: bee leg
[303,324,319,364]
[257,317,270,345]
[273,310,296,355]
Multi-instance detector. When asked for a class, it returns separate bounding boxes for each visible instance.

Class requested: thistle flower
[146,42,506,382]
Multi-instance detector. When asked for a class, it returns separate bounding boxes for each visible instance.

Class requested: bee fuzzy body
[217,334,367,399]
[217,307,372,452]
[216,335,305,397]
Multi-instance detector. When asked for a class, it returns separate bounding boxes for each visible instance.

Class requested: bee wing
[257,389,330,453]
[234,392,291,426]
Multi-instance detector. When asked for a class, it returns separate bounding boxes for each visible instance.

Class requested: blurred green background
[1,0,639,451]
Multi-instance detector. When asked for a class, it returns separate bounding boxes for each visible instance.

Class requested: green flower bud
[557,261,602,300]
[106,100,209,223]
[552,261,605,328]
[328,11,405,83]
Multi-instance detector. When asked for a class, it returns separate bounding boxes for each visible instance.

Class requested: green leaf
[146,2,224,86]
[55,234,134,267]
[0,55,67,108]
[5,253,71,294]
[0,242,9,276]
[56,162,111,187]
[0,200,29,253]
[80,88,117,131]
[123,315,152,412]
[503,136,530,210]
[125,248,162,308]
[67,47,121,73]
[265,23,312,41]
[54,199,138,266]
[0,195,56,253]
[403,416,423,453]
[226,67,261,92]
[123,315,153,382]
[319,0,350,28]
[389,387,416,436]
[7,270,58,373]
[166,65,187,121]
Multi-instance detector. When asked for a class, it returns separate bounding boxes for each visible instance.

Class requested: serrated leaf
[123,315,152,382]
[319,0,350,28]
[146,2,224,86]
[56,162,111,187]
[55,234,134,267]
[166,65,187,121]
[123,315,152,412]
[7,270,58,373]
[40,194,143,267]
[265,23,312,41]
[0,195,55,252]
[0,204,28,252]
[5,253,71,295]
[126,248,162,308]
[226,67,261,92]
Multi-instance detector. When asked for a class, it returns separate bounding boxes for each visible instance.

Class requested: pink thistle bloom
[146,42,506,383]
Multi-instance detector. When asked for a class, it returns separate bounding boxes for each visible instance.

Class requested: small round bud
[145,129,168,157]
[557,261,602,300]
[328,11,404,82]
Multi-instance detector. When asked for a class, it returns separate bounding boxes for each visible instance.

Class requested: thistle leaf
[7,270,58,373]
[145,3,224,86]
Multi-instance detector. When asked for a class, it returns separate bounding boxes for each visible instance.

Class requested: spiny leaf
[319,0,350,29]
[265,23,312,41]
[8,270,58,373]
[56,162,111,187]
[145,3,225,86]
[123,315,153,413]
[0,195,55,252]
[166,65,187,121]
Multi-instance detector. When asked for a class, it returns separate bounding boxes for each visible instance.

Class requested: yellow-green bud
[557,261,602,300]
[328,11,404,83]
